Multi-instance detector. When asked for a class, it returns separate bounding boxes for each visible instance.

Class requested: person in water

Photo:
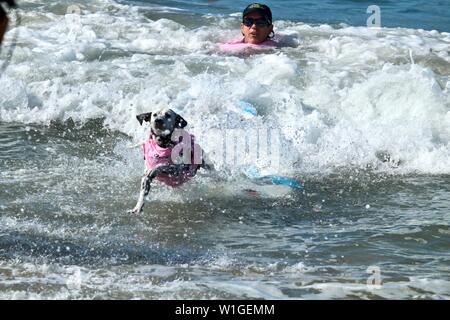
[220,3,277,50]
[240,3,276,45]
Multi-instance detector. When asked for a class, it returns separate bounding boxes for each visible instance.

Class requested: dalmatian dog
[129,108,212,213]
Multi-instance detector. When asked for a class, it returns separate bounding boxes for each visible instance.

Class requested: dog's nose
[155,118,163,124]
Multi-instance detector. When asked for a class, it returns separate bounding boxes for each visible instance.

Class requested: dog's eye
[165,113,171,117]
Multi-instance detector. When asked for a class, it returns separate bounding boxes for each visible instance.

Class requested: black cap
[243,3,272,24]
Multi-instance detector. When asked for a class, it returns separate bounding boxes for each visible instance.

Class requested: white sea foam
[300,277,450,299]
[2,257,448,299]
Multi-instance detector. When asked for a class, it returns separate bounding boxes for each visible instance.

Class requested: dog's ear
[136,112,152,126]
[175,114,188,128]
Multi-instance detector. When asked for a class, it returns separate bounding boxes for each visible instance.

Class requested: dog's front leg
[129,170,153,214]
[129,165,190,213]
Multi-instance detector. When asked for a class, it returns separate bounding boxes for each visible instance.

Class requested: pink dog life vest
[143,133,200,187]
[219,38,277,52]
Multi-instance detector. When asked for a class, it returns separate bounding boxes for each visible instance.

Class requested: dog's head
[136,108,188,146]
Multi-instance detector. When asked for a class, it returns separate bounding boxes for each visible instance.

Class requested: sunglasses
[242,17,270,27]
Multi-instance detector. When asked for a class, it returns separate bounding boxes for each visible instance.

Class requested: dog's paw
[128,206,142,214]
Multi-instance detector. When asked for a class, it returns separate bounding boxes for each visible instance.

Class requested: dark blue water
[125,0,450,32]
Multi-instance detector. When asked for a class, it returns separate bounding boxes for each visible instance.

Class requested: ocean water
[0,0,449,299]
[129,0,450,32]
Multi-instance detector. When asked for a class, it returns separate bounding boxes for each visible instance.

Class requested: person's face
[240,12,273,44]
